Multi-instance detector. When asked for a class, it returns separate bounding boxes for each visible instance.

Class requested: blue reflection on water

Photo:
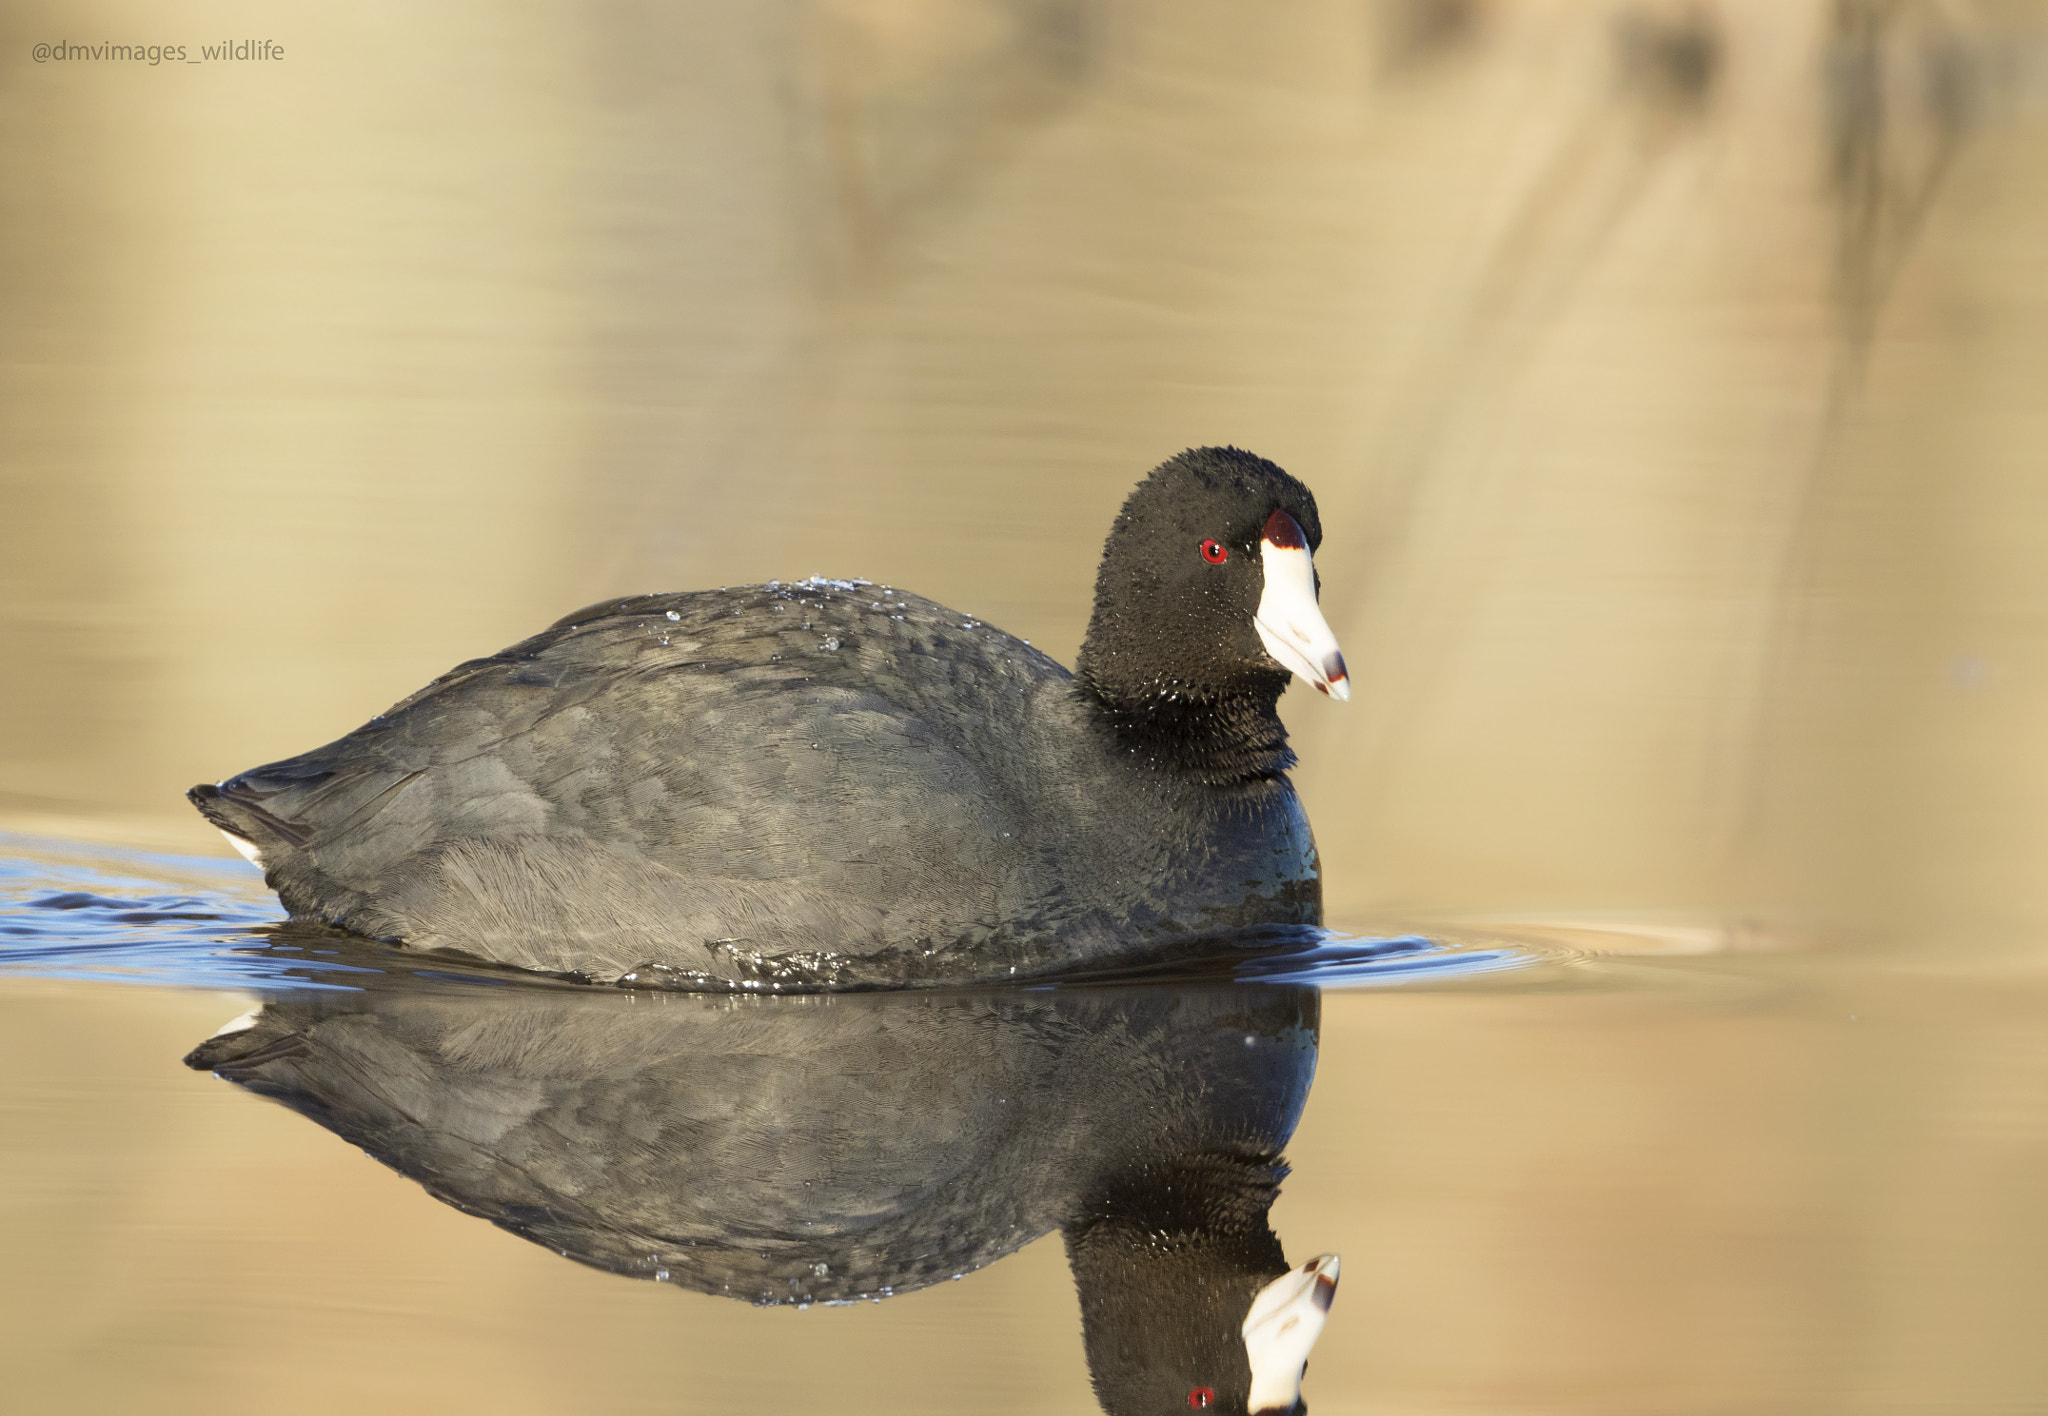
[0,835,1535,994]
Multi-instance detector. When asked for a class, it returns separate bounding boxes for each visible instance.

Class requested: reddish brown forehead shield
[1262,508,1307,550]
[1255,510,1349,699]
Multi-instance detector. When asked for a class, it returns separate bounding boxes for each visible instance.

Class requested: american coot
[190,447,1348,987]
[185,972,1339,1414]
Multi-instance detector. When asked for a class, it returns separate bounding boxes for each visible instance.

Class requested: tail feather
[187,781,313,852]
[183,1006,309,1075]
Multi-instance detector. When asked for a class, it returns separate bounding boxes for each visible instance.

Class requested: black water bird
[189,447,1349,987]
[186,973,1339,1414]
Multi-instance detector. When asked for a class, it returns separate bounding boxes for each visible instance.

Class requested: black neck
[1076,668,1296,786]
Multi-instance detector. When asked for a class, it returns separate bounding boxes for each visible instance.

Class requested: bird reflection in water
[186,957,1340,1414]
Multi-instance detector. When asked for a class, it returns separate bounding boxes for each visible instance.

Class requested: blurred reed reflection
[4,0,2048,952]
[185,964,1331,1415]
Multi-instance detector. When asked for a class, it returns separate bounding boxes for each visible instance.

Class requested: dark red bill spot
[1200,539,1228,564]
[1188,1388,1215,1409]
[1262,508,1307,551]
[1312,1272,1337,1311]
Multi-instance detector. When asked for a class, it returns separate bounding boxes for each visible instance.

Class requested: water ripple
[0,834,316,990]
[0,834,1560,994]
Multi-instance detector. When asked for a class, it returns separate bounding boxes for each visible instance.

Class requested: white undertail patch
[217,828,264,867]
[210,1009,261,1038]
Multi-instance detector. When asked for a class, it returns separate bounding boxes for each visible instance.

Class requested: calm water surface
[4,838,2046,1414]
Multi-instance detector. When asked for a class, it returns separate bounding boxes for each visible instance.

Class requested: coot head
[1078,1254,1340,1415]
[1068,1147,1342,1416]
[1077,447,1348,711]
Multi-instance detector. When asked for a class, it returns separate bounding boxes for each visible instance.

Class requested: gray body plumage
[184,974,1319,1309]
[195,579,1320,986]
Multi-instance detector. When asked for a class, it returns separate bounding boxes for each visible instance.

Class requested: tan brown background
[5,3,2048,1412]
[6,0,2048,944]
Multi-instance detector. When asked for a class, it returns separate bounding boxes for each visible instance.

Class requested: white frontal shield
[1243,1252,1340,1414]
[1254,511,1349,700]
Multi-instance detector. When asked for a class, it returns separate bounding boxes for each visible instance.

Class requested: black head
[1076,448,1348,781]
[1065,1154,1339,1415]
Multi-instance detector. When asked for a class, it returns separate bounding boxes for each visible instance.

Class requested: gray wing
[194,583,1078,979]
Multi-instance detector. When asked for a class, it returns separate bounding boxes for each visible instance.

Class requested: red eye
[1188,1388,1214,1409]
[1200,539,1228,564]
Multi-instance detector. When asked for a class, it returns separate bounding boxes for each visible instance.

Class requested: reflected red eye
[1200,539,1228,564]
[1188,1388,1214,1409]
